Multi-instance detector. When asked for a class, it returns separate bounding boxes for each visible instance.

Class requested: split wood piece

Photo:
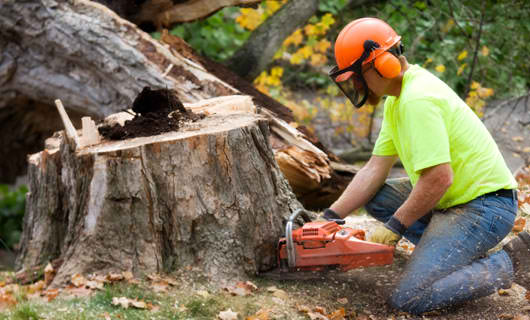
[54,99,80,149]
[16,113,302,287]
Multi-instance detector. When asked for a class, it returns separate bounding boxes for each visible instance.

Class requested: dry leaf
[71,274,87,288]
[314,306,326,315]
[218,308,238,320]
[297,305,311,313]
[112,296,147,309]
[0,293,18,310]
[272,289,288,300]
[246,309,269,320]
[513,218,526,233]
[308,312,329,320]
[337,298,348,304]
[103,312,111,320]
[107,272,125,282]
[86,280,104,290]
[27,280,45,294]
[196,290,210,298]
[43,288,60,302]
[237,281,258,292]
[152,281,169,293]
[328,308,346,320]
[499,314,514,320]
[515,315,530,320]
[271,297,283,305]
[122,271,134,281]
[266,286,278,293]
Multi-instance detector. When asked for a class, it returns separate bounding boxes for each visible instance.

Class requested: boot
[504,231,530,289]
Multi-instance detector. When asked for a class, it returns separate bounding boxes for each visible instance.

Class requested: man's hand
[368,225,402,246]
[321,208,345,225]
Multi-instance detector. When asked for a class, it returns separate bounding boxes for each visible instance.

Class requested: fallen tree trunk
[0,0,355,208]
[17,105,302,286]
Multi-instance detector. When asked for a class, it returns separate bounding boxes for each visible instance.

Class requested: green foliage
[343,0,530,99]
[11,303,40,320]
[0,185,27,248]
[153,7,250,62]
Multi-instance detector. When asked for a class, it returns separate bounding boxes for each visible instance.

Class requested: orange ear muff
[374,52,401,78]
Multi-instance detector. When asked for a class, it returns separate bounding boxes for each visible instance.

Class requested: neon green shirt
[373,64,517,209]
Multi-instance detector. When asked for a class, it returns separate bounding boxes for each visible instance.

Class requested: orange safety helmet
[329,18,403,107]
[334,17,402,81]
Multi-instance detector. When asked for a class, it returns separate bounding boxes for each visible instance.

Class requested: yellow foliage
[270,66,283,78]
[424,57,433,67]
[304,24,318,36]
[236,8,263,31]
[457,63,467,76]
[283,29,304,46]
[290,51,304,65]
[315,39,331,53]
[320,13,335,30]
[457,50,468,61]
[441,19,455,33]
[435,64,446,73]
[310,53,327,67]
[298,46,313,59]
[466,82,495,117]
[481,46,490,56]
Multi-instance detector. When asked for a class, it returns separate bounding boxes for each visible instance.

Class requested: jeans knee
[365,198,392,222]
[389,287,430,315]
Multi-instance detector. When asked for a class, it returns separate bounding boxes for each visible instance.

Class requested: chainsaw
[265,209,394,278]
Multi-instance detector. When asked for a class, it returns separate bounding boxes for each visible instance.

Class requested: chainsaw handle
[285,209,313,269]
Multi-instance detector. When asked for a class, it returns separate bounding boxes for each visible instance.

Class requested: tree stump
[16,112,302,286]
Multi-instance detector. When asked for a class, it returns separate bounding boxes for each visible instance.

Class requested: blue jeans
[365,178,518,314]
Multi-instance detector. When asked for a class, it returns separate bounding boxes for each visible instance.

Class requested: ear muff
[374,51,401,79]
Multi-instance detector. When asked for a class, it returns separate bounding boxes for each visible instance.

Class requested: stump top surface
[78,113,264,155]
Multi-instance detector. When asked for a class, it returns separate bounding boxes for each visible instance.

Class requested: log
[17,108,302,286]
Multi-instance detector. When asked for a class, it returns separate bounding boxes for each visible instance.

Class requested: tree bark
[226,0,319,80]
[17,111,302,286]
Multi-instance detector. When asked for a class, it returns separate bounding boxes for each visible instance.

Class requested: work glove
[368,225,402,246]
[319,208,345,225]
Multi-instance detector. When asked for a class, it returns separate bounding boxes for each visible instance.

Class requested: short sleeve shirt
[373,64,517,209]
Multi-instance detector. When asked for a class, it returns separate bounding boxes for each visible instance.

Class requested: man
[323,17,526,314]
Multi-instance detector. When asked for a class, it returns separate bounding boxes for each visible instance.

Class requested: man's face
[351,63,383,106]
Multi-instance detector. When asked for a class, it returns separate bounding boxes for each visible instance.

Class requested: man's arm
[330,155,398,218]
[394,163,453,227]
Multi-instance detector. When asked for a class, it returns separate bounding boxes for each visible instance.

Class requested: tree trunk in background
[17,112,302,286]
[226,0,319,80]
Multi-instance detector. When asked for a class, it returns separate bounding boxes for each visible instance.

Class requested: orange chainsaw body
[278,220,394,272]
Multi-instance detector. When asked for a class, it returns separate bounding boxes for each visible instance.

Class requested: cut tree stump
[17,111,302,286]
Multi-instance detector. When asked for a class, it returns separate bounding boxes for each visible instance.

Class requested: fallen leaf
[314,306,326,315]
[266,286,278,293]
[107,272,125,282]
[196,290,210,298]
[27,280,45,294]
[328,308,345,320]
[271,297,283,305]
[523,147,530,153]
[498,314,514,320]
[272,289,288,300]
[237,281,258,292]
[86,280,104,290]
[522,305,530,312]
[218,308,238,320]
[122,271,134,281]
[297,305,311,313]
[308,312,329,320]
[513,218,526,233]
[0,293,17,310]
[151,281,169,293]
[103,312,111,320]
[246,309,269,320]
[224,285,249,296]
[112,296,147,309]
[337,298,348,304]
[512,136,524,142]
[515,315,530,320]
[71,274,87,288]
[43,288,60,302]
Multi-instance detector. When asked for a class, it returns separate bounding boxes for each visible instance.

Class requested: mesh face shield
[329,66,369,108]
[329,40,380,108]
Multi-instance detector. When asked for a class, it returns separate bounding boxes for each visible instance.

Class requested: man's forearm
[394,163,453,227]
[330,157,394,218]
